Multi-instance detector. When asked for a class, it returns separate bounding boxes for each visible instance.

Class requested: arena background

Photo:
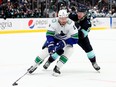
[0,0,116,34]
[0,1,116,87]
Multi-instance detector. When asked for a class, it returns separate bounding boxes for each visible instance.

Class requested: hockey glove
[55,41,65,51]
[48,41,55,54]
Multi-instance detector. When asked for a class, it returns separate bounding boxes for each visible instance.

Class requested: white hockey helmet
[58,9,68,18]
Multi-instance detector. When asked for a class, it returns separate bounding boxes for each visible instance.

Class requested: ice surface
[0,29,116,87]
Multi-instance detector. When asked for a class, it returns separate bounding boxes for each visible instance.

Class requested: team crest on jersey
[60,31,65,36]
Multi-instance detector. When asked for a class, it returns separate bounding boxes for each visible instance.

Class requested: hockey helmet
[77,6,88,13]
[58,9,68,18]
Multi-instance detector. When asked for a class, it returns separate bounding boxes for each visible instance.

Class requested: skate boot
[27,64,38,74]
[52,66,61,76]
[43,61,51,69]
[92,62,100,71]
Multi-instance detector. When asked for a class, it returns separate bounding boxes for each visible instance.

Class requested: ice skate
[43,61,51,69]
[52,66,61,76]
[27,64,38,74]
[92,62,100,72]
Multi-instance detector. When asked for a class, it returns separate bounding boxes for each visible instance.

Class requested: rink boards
[0,18,115,34]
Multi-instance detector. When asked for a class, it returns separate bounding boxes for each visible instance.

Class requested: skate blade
[96,70,100,73]
[52,72,60,77]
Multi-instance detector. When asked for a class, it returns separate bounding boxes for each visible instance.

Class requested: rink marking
[91,27,108,30]
[0,27,107,34]
[0,29,47,34]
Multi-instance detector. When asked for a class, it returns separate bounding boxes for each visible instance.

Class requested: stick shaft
[14,71,28,83]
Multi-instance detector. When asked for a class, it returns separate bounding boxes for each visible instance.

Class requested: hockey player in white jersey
[27,9,78,76]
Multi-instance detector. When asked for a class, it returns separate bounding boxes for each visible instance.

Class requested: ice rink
[0,29,116,87]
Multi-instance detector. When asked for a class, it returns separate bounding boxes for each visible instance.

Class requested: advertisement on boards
[0,18,112,34]
[91,18,110,30]
[112,18,116,29]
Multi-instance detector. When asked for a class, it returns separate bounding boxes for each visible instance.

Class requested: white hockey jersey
[47,18,78,41]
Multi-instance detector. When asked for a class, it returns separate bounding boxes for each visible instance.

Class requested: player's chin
[61,22,66,25]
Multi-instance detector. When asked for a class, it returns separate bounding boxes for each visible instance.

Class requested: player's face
[58,17,67,25]
[77,12,85,19]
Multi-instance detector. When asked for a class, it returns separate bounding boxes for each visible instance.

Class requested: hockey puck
[12,82,18,86]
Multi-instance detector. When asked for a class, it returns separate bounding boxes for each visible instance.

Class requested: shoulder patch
[52,19,57,23]
[67,20,72,25]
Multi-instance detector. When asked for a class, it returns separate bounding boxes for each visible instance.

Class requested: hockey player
[69,6,100,71]
[27,9,78,76]
[43,6,100,75]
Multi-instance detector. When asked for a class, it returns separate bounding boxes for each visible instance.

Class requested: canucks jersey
[46,18,78,45]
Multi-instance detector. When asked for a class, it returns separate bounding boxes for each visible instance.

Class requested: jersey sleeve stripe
[71,33,79,39]
[46,30,55,36]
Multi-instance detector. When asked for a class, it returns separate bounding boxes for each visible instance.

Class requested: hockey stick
[12,71,28,86]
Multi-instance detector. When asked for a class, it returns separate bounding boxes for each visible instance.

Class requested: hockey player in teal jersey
[69,5,100,71]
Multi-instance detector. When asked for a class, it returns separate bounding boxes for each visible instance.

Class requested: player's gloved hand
[48,41,55,54]
[55,41,65,51]
[78,29,88,39]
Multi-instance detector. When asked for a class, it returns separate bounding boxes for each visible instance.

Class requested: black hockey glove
[56,49,64,55]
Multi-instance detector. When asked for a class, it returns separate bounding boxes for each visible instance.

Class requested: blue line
[110,17,112,29]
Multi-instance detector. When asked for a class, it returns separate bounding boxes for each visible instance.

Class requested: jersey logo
[60,31,65,36]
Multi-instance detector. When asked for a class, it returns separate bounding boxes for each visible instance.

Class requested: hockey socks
[87,50,97,63]
[35,56,43,64]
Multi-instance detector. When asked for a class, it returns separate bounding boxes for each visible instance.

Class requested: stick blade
[12,82,18,86]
